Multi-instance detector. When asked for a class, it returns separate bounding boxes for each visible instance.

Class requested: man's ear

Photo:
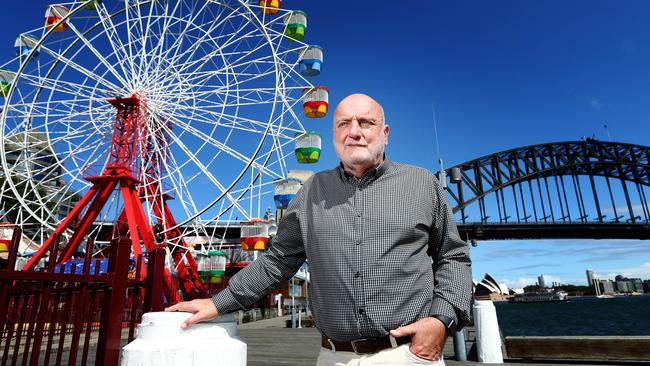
[384,124,390,144]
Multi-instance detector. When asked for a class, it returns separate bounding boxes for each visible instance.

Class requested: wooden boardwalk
[236,316,609,366]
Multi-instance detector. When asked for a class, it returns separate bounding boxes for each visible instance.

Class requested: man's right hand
[165,298,219,329]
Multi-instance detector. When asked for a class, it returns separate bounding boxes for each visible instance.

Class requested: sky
[1,1,649,287]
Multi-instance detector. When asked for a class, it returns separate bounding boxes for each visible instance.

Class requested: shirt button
[355,240,361,245]
[354,271,360,278]
[356,212,362,217]
[358,308,365,314]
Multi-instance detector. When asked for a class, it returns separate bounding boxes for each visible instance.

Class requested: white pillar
[473,300,504,363]
[121,312,246,366]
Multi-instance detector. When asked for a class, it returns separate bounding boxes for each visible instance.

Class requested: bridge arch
[441,140,650,240]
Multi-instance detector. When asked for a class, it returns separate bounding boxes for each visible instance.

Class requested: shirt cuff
[429,296,458,324]
[211,288,246,314]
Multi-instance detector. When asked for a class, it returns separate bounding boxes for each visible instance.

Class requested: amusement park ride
[0,0,328,302]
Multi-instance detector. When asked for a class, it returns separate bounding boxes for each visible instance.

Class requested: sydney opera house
[474,273,513,301]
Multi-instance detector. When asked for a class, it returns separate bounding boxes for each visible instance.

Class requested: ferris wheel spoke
[165,113,263,171]
[163,6,255,74]
[170,15,267,78]
[168,99,303,140]
[129,0,157,81]
[63,21,131,88]
[145,0,184,81]
[94,3,139,89]
[170,92,305,138]
[159,119,252,219]
[35,44,122,93]
[19,75,111,102]
[159,156,201,219]
[153,1,216,73]
[161,104,269,136]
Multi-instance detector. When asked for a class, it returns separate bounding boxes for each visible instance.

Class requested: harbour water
[494,295,650,337]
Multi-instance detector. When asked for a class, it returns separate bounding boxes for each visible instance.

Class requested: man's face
[333,94,389,175]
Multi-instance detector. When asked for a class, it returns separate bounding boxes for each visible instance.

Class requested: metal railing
[0,226,166,366]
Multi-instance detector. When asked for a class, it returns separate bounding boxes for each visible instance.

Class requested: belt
[321,335,411,354]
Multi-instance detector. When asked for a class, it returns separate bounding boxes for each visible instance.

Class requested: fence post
[96,237,132,366]
[143,247,166,312]
[0,226,21,331]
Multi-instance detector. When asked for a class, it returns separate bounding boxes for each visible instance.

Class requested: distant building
[597,279,615,294]
[537,275,548,288]
[616,280,632,293]
[631,278,644,292]
[586,269,595,286]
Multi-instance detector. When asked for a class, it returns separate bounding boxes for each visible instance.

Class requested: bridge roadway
[457,222,650,240]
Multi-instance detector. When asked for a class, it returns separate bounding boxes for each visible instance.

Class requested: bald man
[167,94,472,365]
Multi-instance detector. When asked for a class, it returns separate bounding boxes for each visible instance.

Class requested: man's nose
[348,119,362,137]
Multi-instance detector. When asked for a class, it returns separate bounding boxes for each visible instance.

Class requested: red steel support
[20,93,203,306]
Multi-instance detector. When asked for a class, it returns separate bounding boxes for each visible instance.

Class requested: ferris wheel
[0,0,328,297]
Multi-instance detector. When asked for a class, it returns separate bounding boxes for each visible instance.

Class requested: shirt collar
[338,155,392,182]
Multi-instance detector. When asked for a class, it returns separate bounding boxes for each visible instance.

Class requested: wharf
[236,315,609,366]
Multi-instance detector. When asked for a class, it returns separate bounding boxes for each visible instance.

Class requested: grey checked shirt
[213,159,472,341]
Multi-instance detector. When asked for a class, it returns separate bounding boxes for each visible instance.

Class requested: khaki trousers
[316,344,445,366]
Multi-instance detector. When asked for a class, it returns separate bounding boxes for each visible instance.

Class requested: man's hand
[164,298,219,329]
[389,317,447,361]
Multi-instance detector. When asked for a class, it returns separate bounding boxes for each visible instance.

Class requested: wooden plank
[506,336,650,361]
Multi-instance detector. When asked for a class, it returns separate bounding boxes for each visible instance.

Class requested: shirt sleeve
[428,175,473,329]
[212,185,307,314]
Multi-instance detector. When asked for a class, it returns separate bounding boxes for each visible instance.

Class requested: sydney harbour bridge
[445,140,649,241]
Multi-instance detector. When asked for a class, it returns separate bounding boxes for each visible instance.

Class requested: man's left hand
[389,317,447,361]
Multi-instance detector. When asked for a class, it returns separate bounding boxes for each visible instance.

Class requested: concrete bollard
[473,300,504,363]
[121,312,246,366]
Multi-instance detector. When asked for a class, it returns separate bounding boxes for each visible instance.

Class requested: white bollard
[121,312,246,366]
[472,300,504,363]
[298,309,302,328]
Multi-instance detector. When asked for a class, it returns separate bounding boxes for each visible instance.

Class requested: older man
[167,94,472,365]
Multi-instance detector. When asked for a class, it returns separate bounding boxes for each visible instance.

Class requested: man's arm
[166,184,308,326]
[429,175,473,327]
[391,175,472,360]
[211,204,306,314]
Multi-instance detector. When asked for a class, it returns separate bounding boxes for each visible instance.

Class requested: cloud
[483,248,544,259]
[539,240,649,262]
[601,204,646,217]
[506,263,559,271]
[500,277,538,288]
[589,97,602,110]
[596,262,650,280]
[517,277,536,286]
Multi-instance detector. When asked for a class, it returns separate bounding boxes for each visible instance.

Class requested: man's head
[333,94,389,177]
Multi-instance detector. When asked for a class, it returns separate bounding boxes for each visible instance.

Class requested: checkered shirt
[212,159,473,341]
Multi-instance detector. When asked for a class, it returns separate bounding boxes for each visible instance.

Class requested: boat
[510,290,568,303]
[597,294,615,299]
